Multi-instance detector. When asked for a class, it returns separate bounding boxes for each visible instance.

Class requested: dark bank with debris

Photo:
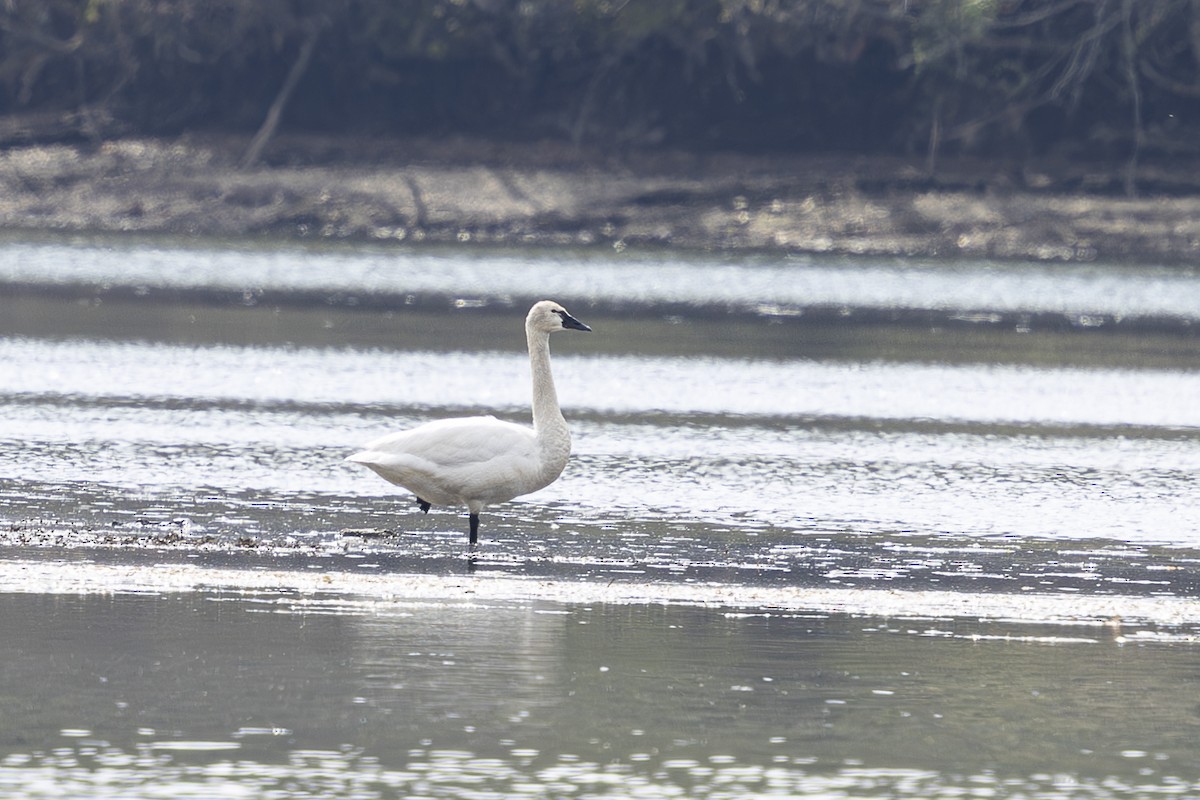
[5,2,1200,263]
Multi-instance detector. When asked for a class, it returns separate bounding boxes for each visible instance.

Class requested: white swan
[346,300,591,545]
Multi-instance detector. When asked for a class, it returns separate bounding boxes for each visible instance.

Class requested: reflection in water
[1,592,1199,799]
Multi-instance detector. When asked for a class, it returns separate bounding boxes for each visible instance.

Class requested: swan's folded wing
[349,416,538,471]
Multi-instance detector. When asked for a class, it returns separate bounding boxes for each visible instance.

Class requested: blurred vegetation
[3,0,1200,172]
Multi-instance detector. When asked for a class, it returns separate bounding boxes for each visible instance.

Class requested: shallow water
[3,233,1200,320]
[2,590,1200,799]
[2,234,1200,797]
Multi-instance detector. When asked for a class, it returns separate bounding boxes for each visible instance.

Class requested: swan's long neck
[527,325,573,488]
[527,327,564,433]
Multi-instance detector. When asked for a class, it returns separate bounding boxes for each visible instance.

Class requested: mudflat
[3,133,1200,262]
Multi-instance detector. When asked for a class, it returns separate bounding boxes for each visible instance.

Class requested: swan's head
[527,300,591,334]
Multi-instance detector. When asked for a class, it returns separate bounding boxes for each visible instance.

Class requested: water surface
[2,590,1200,799]
[1,234,1199,797]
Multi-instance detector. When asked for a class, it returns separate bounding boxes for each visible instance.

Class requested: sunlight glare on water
[3,237,1200,319]
[1,334,1199,545]
[2,337,1199,428]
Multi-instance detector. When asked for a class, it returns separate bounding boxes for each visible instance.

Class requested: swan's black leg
[417,498,431,513]
[469,514,479,546]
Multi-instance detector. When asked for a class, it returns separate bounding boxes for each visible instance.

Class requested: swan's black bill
[560,312,591,332]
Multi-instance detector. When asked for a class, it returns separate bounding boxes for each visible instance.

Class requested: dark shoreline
[5,134,1200,265]
[4,278,1199,337]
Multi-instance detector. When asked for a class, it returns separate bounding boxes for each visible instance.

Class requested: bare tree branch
[241,19,321,169]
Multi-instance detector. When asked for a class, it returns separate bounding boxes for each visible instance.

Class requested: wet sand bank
[4,134,1200,263]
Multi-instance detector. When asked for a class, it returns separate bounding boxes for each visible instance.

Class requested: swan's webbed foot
[416,498,431,514]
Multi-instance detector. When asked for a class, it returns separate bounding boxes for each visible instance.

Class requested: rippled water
[1,234,1200,798]
[3,235,1200,319]
[3,591,1200,800]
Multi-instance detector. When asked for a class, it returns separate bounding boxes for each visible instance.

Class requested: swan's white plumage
[347,415,543,506]
[346,300,590,544]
